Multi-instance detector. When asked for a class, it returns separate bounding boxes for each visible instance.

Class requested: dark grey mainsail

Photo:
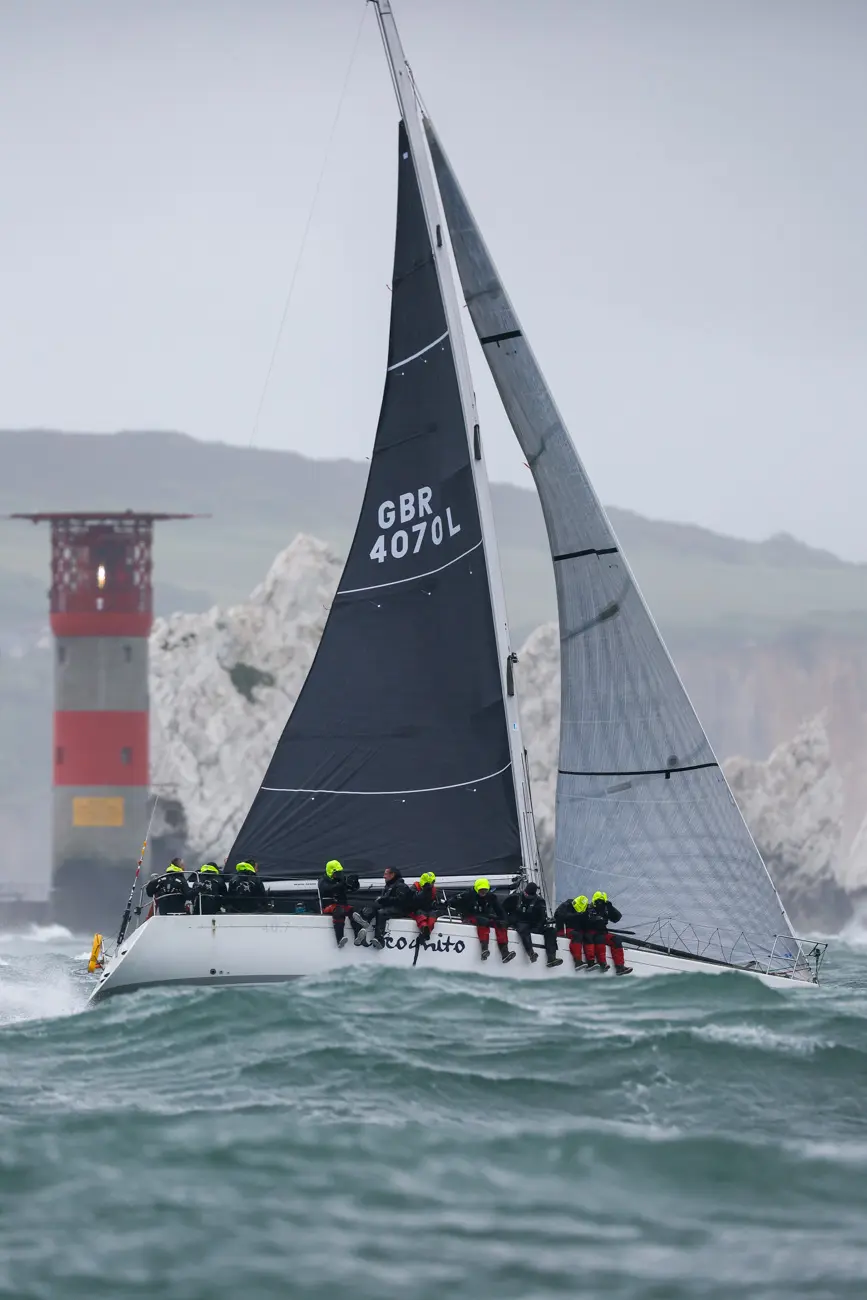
[427,120,794,961]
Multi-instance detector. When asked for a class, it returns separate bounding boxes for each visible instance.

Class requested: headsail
[427,120,793,956]
[229,122,521,880]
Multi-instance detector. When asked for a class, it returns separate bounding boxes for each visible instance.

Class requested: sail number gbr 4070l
[369,486,461,564]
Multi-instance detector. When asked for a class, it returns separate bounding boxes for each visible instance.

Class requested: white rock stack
[723,715,849,931]
[150,536,342,857]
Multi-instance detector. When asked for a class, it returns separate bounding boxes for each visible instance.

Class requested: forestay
[427,120,793,958]
[229,122,521,881]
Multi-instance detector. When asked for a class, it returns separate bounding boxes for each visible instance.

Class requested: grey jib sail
[427,119,793,959]
[229,122,521,881]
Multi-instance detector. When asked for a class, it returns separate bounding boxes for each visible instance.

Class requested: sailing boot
[480,940,491,961]
[544,930,564,968]
[352,912,369,945]
[572,957,585,971]
[615,965,634,976]
[337,936,349,949]
[499,943,516,964]
[595,961,610,972]
[528,950,539,964]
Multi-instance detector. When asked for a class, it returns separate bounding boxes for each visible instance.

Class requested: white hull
[89,913,814,1002]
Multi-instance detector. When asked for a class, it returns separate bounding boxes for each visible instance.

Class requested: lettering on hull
[382,932,466,955]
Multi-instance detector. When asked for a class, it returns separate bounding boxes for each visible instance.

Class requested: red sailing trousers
[595,933,626,968]
[466,916,508,946]
[558,928,593,962]
[322,902,356,941]
[414,912,437,937]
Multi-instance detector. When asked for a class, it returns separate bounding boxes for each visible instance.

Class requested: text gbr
[370,486,460,564]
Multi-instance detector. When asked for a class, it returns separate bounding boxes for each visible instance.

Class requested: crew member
[228,859,267,913]
[144,858,190,915]
[453,879,515,963]
[412,871,440,941]
[193,860,227,914]
[361,867,415,949]
[553,894,594,970]
[587,891,633,975]
[504,881,563,968]
[317,859,362,947]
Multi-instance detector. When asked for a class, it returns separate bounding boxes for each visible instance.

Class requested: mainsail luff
[373,0,541,887]
[426,119,794,955]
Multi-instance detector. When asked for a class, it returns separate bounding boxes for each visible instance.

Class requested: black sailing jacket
[318,872,360,907]
[553,900,592,932]
[453,888,506,923]
[375,873,415,912]
[229,872,266,898]
[504,890,549,930]
[145,871,189,900]
[412,881,439,914]
[587,900,623,933]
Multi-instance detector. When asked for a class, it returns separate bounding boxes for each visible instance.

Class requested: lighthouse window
[123,645,132,663]
[56,746,64,766]
[121,746,132,766]
[57,645,66,665]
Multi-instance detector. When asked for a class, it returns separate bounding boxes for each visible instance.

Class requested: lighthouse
[13,511,193,932]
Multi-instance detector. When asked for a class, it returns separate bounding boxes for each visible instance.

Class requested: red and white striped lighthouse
[14,511,193,930]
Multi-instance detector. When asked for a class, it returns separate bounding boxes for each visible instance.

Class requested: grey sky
[1,0,865,556]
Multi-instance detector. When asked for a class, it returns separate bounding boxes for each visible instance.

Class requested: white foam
[785,1137,867,1166]
[0,923,75,945]
[0,972,84,1025]
[837,911,867,949]
[691,1021,819,1056]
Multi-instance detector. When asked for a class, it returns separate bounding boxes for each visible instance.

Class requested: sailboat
[90,1,825,1002]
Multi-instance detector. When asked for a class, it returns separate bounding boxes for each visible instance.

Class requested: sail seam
[261,760,512,797]
[388,329,449,371]
[553,547,618,562]
[337,539,483,595]
[559,761,719,777]
[480,329,522,345]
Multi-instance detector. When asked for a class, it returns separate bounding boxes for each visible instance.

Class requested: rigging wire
[247,3,369,448]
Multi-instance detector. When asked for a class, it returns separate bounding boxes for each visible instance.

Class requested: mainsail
[229,122,522,880]
[427,120,793,956]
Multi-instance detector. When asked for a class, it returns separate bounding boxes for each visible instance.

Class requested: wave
[0,949,866,1299]
[0,922,75,944]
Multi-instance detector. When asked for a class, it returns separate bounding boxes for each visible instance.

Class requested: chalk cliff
[150,536,342,857]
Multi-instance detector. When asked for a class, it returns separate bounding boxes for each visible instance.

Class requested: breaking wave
[0,942,865,1298]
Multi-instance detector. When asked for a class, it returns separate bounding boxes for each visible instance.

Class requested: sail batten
[427,117,794,953]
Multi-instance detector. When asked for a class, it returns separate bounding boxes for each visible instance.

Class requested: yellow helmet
[235,861,257,873]
[325,860,343,878]
[474,877,491,893]
[572,895,589,913]
[199,863,220,874]
[592,890,607,903]
[419,871,436,886]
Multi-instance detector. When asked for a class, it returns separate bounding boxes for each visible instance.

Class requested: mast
[372,1,541,888]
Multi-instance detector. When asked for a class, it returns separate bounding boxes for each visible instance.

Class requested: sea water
[1,926,865,1300]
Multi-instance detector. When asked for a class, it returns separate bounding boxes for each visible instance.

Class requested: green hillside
[4,429,867,647]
